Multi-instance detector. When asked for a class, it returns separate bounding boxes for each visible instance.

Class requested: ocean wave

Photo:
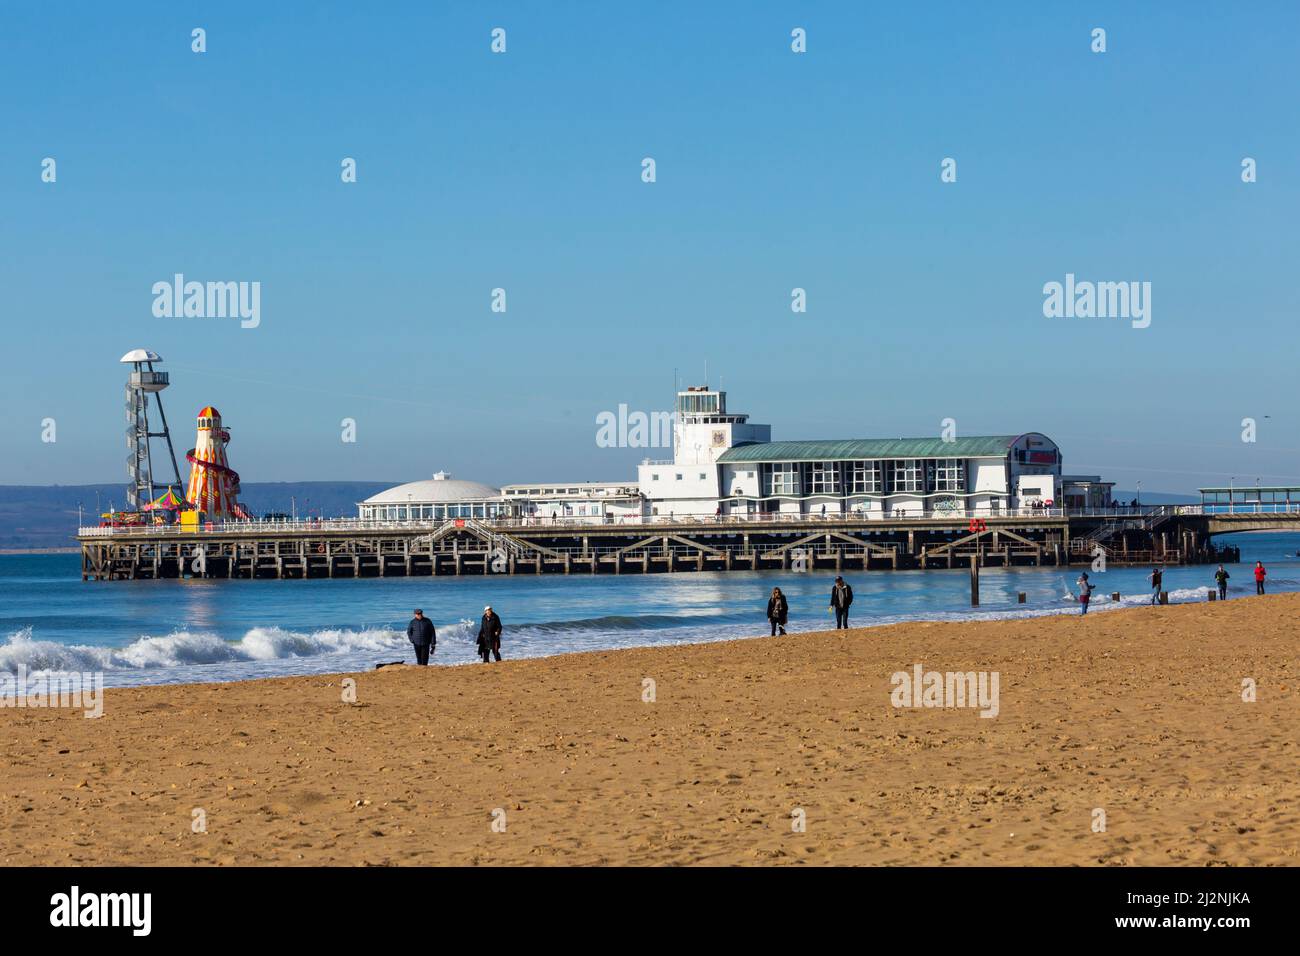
[0,624,402,674]
[1056,585,1210,607]
[0,582,1253,681]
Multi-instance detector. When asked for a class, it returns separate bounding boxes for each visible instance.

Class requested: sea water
[2,533,1296,689]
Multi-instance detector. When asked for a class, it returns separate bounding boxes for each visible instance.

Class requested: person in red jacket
[1254,561,1267,595]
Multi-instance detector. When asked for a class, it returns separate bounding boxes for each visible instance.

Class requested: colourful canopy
[143,488,185,511]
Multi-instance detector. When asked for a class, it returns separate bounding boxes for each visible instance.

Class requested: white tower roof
[120,348,162,363]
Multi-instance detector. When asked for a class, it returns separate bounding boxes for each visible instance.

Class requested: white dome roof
[363,472,500,504]
[120,348,162,363]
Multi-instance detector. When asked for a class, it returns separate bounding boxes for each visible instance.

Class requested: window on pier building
[763,462,800,496]
[846,460,882,494]
[808,461,840,494]
[676,391,721,417]
[890,459,924,493]
[934,458,966,492]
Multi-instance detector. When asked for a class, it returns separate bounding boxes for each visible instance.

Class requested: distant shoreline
[0,547,78,555]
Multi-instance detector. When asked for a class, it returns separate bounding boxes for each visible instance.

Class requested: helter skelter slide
[184,406,252,520]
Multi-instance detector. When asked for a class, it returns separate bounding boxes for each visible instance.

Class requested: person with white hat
[477,605,503,663]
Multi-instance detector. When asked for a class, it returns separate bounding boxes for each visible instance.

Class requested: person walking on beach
[767,587,789,636]
[477,605,503,663]
[406,608,436,666]
[829,576,854,629]
[1254,561,1267,595]
[1077,572,1096,615]
[1148,566,1163,605]
[1214,565,1230,600]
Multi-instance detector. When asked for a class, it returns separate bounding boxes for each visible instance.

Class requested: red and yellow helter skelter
[184,406,251,520]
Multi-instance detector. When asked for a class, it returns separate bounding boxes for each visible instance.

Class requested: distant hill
[0,482,395,549]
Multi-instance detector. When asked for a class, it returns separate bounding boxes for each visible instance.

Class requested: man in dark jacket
[477,605,502,662]
[1214,565,1230,600]
[406,608,436,666]
[830,576,853,629]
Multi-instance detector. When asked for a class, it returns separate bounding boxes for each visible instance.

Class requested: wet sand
[2,593,1296,865]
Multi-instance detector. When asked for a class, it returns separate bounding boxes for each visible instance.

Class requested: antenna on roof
[704,359,708,389]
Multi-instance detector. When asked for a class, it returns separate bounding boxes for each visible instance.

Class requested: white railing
[100,503,1300,539]
[1207,503,1300,515]
[73,505,1192,538]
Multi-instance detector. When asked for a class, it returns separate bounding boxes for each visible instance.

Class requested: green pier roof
[717,436,1026,463]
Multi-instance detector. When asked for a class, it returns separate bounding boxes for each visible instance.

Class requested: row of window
[361,503,504,520]
[1202,489,1299,504]
[758,459,967,496]
[360,502,631,520]
[505,487,585,496]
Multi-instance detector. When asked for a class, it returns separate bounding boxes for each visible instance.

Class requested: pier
[74,506,1268,581]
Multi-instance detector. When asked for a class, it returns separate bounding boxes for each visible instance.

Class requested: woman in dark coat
[477,605,503,662]
[767,587,789,636]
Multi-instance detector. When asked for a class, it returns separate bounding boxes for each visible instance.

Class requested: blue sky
[3,1,1298,492]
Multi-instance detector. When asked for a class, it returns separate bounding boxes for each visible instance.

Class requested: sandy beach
[2,594,1297,866]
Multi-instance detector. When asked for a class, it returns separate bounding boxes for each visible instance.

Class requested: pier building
[358,472,502,521]
[633,387,1078,520]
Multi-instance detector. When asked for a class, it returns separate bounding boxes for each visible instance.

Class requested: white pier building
[634,387,1084,519]
[358,387,1109,522]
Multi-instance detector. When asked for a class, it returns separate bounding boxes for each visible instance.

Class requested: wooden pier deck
[74,509,1242,581]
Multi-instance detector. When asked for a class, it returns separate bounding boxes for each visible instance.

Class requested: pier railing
[73,505,1196,538]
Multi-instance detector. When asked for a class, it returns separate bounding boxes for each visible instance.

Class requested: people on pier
[1254,561,1267,595]
[1148,567,1163,605]
[1214,565,1230,600]
[406,608,436,666]
[767,587,788,636]
[830,576,854,629]
[477,605,503,662]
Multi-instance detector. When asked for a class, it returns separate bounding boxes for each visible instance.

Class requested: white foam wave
[0,585,1230,686]
[0,624,410,674]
